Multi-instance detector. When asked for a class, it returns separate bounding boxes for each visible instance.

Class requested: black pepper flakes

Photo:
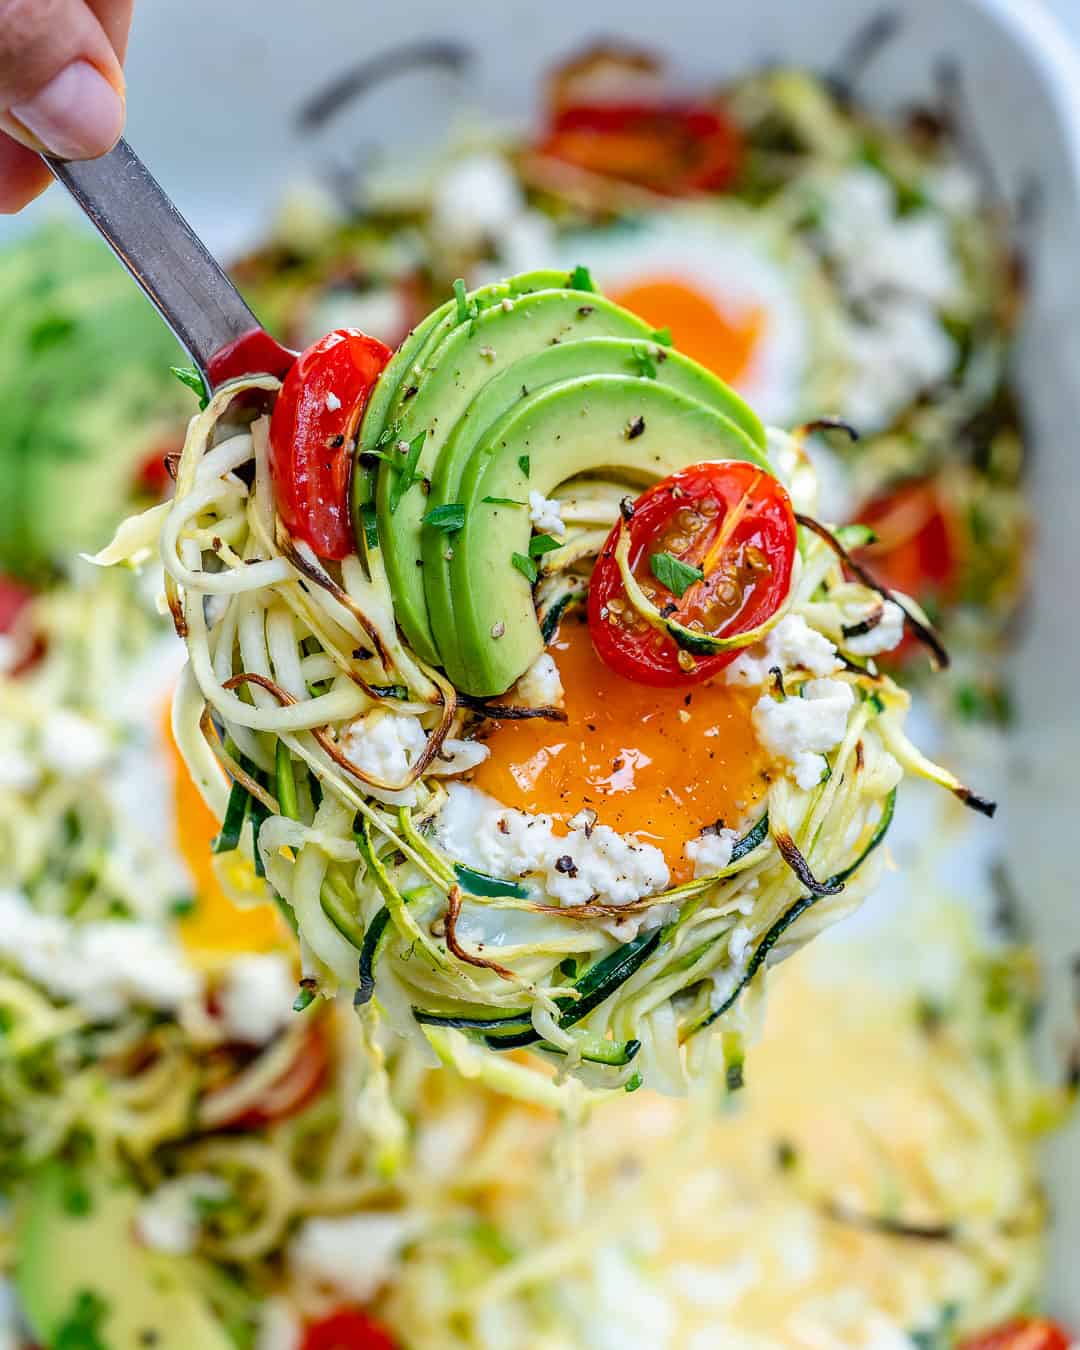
[626,415,646,440]
[555,855,578,878]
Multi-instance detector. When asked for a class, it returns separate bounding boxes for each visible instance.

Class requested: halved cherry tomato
[208,1022,330,1131]
[301,1310,398,1350]
[268,329,392,560]
[856,478,957,602]
[0,576,34,636]
[959,1318,1072,1350]
[0,575,41,674]
[588,461,797,686]
[537,99,742,194]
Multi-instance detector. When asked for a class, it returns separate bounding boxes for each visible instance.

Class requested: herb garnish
[528,533,561,558]
[518,454,530,478]
[452,277,478,326]
[511,552,538,583]
[650,551,703,598]
[54,1290,109,1350]
[482,496,525,507]
[170,364,209,409]
[651,327,673,346]
[570,264,596,292]
[359,503,379,551]
[631,346,658,379]
[421,503,466,533]
[387,432,426,513]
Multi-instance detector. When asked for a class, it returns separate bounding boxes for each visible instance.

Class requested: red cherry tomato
[538,99,742,194]
[0,576,41,674]
[856,479,957,601]
[208,1023,330,1130]
[0,576,34,636]
[959,1318,1072,1350]
[301,1310,398,1350]
[268,329,392,560]
[588,461,797,686]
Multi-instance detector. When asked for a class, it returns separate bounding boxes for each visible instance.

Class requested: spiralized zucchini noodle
[0,581,410,1298]
[100,276,992,1097]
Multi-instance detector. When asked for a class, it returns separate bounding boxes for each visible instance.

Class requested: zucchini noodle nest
[101,288,992,1097]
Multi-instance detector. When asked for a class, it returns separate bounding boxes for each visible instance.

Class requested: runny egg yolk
[469,617,771,881]
[163,706,283,956]
[609,276,765,385]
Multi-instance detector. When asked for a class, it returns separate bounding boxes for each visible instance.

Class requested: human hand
[0,0,133,212]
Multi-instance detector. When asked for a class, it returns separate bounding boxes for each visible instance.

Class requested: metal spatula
[43,139,295,392]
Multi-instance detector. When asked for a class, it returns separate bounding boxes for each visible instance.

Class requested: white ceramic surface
[12,0,1080,1319]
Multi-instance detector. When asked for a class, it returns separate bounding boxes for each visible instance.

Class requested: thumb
[0,0,126,160]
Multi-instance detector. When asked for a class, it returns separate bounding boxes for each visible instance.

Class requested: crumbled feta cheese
[290,1211,414,1303]
[218,953,295,1045]
[819,167,960,307]
[39,709,111,776]
[436,784,669,908]
[135,1173,227,1255]
[431,153,524,251]
[512,652,565,708]
[841,298,956,434]
[528,491,566,538]
[684,828,739,878]
[0,890,201,1019]
[338,707,429,806]
[324,391,341,412]
[256,1299,303,1350]
[842,599,905,656]
[752,678,855,790]
[726,615,841,687]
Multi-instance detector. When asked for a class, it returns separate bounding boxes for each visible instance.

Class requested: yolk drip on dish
[609,276,765,384]
[163,707,283,956]
[470,616,771,880]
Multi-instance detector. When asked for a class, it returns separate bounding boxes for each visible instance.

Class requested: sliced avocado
[449,377,769,694]
[421,336,767,670]
[16,1164,235,1350]
[368,279,635,664]
[351,270,571,545]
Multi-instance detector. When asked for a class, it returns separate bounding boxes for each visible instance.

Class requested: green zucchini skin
[688,788,898,1038]
[407,807,775,1048]
[354,907,391,1008]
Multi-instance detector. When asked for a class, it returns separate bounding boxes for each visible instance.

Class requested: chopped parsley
[624,1071,644,1093]
[482,495,525,507]
[518,454,530,478]
[168,894,197,919]
[453,277,478,326]
[359,502,379,551]
[170,364,209,409]
[387,432,426,513]
[528,533,561,558]
[421,503,466,533]
[292,985,316,1013]
[511,551,538,583]
[54,1290,109,1350]
[631,345,658,379]
[569,264,596,292]
[651,326,673,346]
[61,1171,93,1216]
[650,551,703,598]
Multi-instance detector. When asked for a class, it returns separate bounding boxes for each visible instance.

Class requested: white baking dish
[17,0,1080,1320]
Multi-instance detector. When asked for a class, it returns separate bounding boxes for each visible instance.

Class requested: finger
[0,0,126,160]
[85,0,135,63]
[0,134,53,213]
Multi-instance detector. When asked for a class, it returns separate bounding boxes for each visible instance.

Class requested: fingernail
[11,60,125,160]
